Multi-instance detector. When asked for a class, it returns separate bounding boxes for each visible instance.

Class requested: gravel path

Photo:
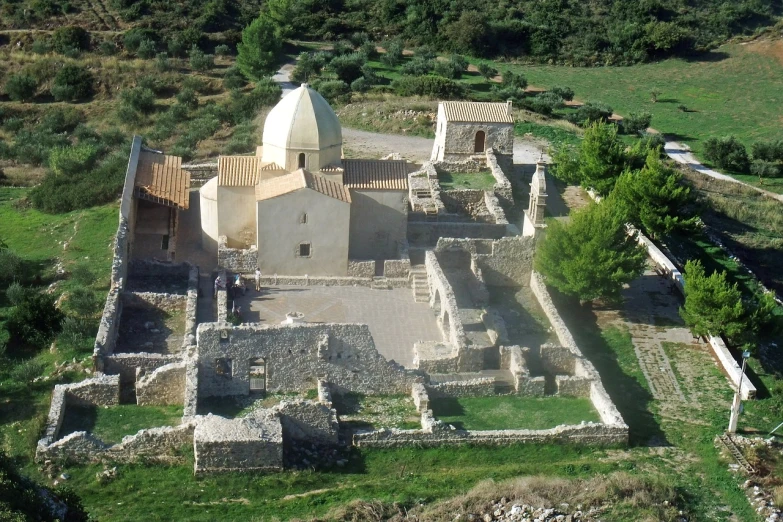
[665,141,783,202]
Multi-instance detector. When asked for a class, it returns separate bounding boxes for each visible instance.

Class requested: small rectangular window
[300,213,308,224]
[298,243,311,257]
[215,358,232,378]
[161,235,169,250]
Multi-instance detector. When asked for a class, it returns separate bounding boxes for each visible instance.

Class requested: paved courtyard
[231,285,443,367]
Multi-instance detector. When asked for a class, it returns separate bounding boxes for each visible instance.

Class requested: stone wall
[426,378,496,398]
[413,341,459,373]
[540,344,577,375]
[407,221,512,246]
[441,190,493,222]
[317,380,333,407]
[128,259,191,280]
[183,356,199,418]
[121,291,187,313]
[217,269,227,322]
[483,191,509,225]
[183,265,199,349]
[272,400,339,444]
[194,412,283,473]
[384,257,411,279]
[501,345,545,396]
[411,383,429,412]
[136,362,186,406]
[352,422,629,448]
[256,274,409,289]
[709,335,756,400]
[196,322,422,397]
[103,353,180,385]
[425,250,466,349]
[347,260,375,278]
[486,148,513,208]
[217,235,258,273]
[434,236,535,287]
[555,376,592,397]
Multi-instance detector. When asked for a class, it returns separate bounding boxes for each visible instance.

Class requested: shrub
[123,28,157,53]
[291,52,323,83]
[69,264,96,285]
[477,63,498,79]
[51,64,94,101]
[391,76,466,99]
[9,359,46,383]
[155,52,170,72]
[7,292,63,348]
[327,52,367,84]
[569,101,613,126]
[51,26,90,54]
[314,80,350,104]
[550,86,575,101]
[120,86,156,114]
[137,38,157,59]
[502,70,527,90]
[433,59,463,79]
[223,66,246,90]
[215,44,231,56]
[680,259,747,341]
[31,38,51,54]
[525,91,564,116]
[358,40,378,60]
[176,87,199,109]
[350,77,370,93]
[189,45,215,71]
[0,248,21,283]
[751,139,783,162]
[4,74,39,102]
[249,78,282,107]
[6,282,24,306]
[168,28,203,57]
[40,106,83,133]
[703,136,750,172]
[622,111,652,135]
[67,287,101,318]
[381,40,404,67]
[49,144,99,176]
[99,40,118,56]
[751,160,781,179]
[401,57,434,76]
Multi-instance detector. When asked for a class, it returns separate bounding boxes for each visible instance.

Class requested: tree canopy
[679,260,746,341]
[236,14,283,81]
[534,202,647,303]
[553,121,628,196]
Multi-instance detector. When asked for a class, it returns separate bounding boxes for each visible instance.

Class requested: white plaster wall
[217,185,257,248]
[199,178,219,255]
[256,189,350,276]
[349,190,407,260]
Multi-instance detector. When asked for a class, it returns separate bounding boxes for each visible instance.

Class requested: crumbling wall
[183,265,199,349]
[441,190,492,222]
[500,345,545,396]
[272,400,339,444]
[121,291,187,313]
[217,235,258,273]
[103,353,180,386]
[194,413,283,473]
[412,383,430,412]
[425,251,466,349]
[196,322,422,397]
[347,260,375,278]
[426,378,495,398]
[434,236,535,287]
[136,362,186,406]
[555,375,592,397]
[485,148,513,208]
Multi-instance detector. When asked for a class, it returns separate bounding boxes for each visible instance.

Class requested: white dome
[262,84,342,152]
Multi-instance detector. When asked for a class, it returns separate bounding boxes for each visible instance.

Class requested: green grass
[514,120,582,149]
[59,405,184,444]
[431,396,600,430]
[332,392,420,430]
[437,170,496,191]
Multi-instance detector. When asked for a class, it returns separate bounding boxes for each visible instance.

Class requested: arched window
[474,131,486,153]
[298,153,306,169]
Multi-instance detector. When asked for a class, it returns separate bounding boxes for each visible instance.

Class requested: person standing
[213,276,222,299]
[255,268,262,292]
[235,273,245,296]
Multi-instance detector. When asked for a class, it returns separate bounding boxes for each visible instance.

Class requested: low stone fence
[501,345,545,396]
[384,258,411,279]
[347,260,374,278]
[128,259,192,280]
[425,250,466,349]
[37,374,120,458]
[412,383,429,412]
[352,422,629,448]
[486,148,513,208]
[121,291,187,313]
[183,265,199,349]
[217,236,257,273]
[273,400,339,444]
[426,378,496,398]
[433,236,534,287]
[258,274,409,289]
[530,271,628,429]
[408,221,512,246]
[103,353,181,386]
[136,362,186,406]
[182,356,199,419]
[710,335,756,400]
[38,421,196,465]
[484,191,509,225]
[182,161,218,187]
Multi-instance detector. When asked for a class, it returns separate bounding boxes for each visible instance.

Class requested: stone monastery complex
[37,85,629,473]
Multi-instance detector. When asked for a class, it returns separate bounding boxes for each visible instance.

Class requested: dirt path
[664,141,783,203]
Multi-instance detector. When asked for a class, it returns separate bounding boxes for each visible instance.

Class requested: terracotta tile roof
[218,155,261,186]
[134,150,190,209]
[441,101,514,123]
[255,169,351,203]
[342,159,409,190]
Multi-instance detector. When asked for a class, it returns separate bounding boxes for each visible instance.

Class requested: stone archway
[298,153,306,169]
[432,289,442,316]
[442,310,451,336]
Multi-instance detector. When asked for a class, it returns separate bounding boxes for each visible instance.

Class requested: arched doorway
[298,153,306,169]
[474,131,485,153]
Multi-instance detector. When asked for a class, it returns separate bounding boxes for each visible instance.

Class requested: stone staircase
[410,265,429,303]
[371,276,391,290]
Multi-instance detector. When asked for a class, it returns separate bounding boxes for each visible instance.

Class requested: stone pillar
[523,157,548,237]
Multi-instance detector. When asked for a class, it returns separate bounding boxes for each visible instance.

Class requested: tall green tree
[236,14,282,81]
[679,260,746,341]
[552,121,627,196]
[609,150,697,238]
[535,202,647,303]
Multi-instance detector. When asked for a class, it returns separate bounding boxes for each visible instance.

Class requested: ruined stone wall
[483,192,509,225]
[128,259,191,280]
[194,413,283,473]
[555,376,592,397]
[196,323,422,397]
[413,342,459,373]
[426,378,496,398]
[412,383,429,412]
[136,362,186,406]
[434,236,535,287]
[441,190,493,222]
[352,422,629,448]
[182,356,199,419]
[121,291,187,313]
[540,344,577,375]
[103,353,180,385]
[384,257,411,279]
[217,236,258,273]
[408,221,511,247]
[272,400,339,444]
[347,260,375,278]
[256,274,408,289]
[183,265,199,349]
[425,251,466,349]
[485,148,513,208]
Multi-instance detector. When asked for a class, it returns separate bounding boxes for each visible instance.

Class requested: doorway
[474,131,485,153]
[249,357,266,392]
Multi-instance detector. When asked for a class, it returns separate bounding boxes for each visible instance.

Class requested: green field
[437,170,497,191]
[431,396,600,430]
[494,42,782,158]
[59,405,184,444]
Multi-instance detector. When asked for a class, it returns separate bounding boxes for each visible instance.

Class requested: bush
[381,40,404,67]
[176,87,199,109]
[358,40,378,60]
[433,58,464,79]
[622,111,652,135]
[477,63,498,79]
[137,38,157,59]
[51,64,94,102]
[401,57,434,76]
[49,144,99,176]
[327,52,367,84]
[9,359,46,384]
[6,282,24,306]
[751,160,781,179]
[155,52,170,72]
[502,70,527,90]
[99,40,118,56]
[350,77,370,93]
[703,136,750,172]
[525,91,564,116]
[550,86,575,101]
[314,80,350,104]
[249,78,282,107]
[4,74,39,102]
[67,287,101,318]
[223,66,246,90]
[7,292,63,348]
[31,38,51,54]
[51,26,90,54]
[189,45,215,71]
[569,101,613,126]
[751,139,783,162]
[70,264,96,285]
[123,28,157,53]
[120,86,156,114]
[167,28,203,57]
[391,75,466,99]
[215,44,231,56]
[0,248,21,283]
[291,52,323,83]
